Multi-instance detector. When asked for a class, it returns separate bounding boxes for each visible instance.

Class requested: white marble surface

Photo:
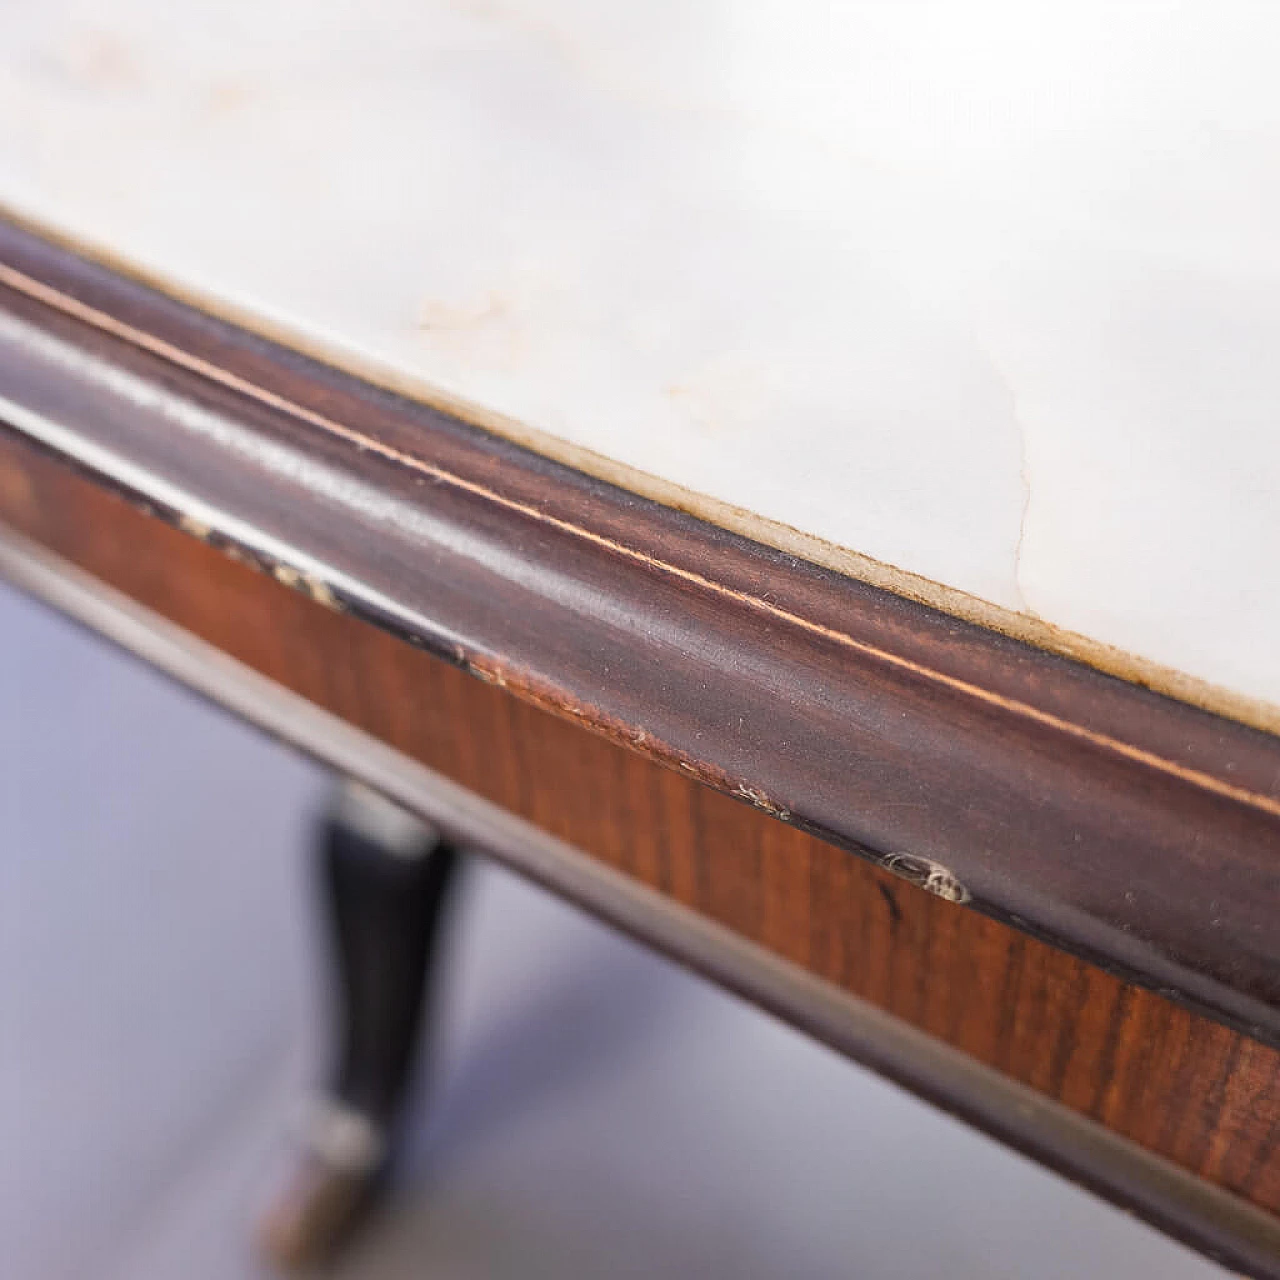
[1,1,1278,716]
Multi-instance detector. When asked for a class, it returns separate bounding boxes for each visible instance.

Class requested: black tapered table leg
[259,780,463,1269]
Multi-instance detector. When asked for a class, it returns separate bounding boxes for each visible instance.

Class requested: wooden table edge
[0,217,1277,1044]
[2,523,1278,1278]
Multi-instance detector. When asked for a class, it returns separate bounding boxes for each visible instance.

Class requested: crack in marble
[975,336,1036,617]
[1013,411,1033,615]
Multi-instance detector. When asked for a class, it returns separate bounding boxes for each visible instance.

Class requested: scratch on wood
[882,852,970,904]
[466,659,508,689]
[271,562,338,609]
[734,783,791,821]
[877,880,904,927]
[177,513,212,541]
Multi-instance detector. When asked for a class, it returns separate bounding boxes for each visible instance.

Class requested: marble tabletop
[1,1,1277,724]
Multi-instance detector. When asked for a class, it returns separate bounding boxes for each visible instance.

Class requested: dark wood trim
[9,444,1280,1223]
[1,217,1278,1045]
[3,526,1279,1278]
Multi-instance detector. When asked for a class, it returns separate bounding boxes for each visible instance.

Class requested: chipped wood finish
[0,219,1278,1048]
[1,442,1278,1260]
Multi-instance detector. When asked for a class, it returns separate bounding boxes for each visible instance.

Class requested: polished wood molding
[0,219,1278,1047]
[1,446,1279,1276]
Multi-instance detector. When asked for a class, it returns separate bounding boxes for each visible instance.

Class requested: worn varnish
[1,440,1276,1231]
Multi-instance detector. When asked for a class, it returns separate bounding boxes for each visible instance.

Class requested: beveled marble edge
[6,196,1275,740]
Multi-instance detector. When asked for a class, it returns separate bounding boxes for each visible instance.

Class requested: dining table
[0,2,1277,1273]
